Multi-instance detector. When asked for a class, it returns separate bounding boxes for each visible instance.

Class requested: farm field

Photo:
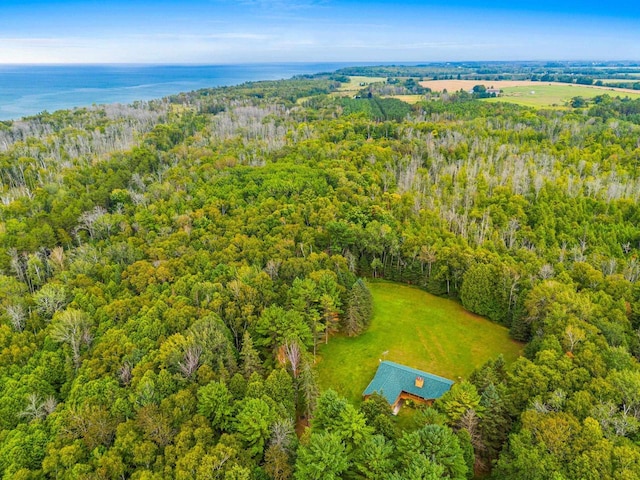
[381,94,423,104]
[484,84,640,107]
[336,75,386,93]
[316,281,523,404]
[420,79,542,91]
[420,79,640,97]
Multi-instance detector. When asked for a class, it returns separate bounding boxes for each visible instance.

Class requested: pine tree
[343,279,374,336]
[240,331,263,379]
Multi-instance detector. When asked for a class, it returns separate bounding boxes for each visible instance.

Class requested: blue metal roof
[363,360,454,405]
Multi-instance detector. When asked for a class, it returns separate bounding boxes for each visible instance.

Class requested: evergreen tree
[343,278,374,336]
[240,331,263,379]
[197,381,234,431]
[396,424,468,480]
[460,263,508,325]
[294,432,349,480]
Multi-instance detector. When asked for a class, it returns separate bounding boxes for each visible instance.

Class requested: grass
[336,75,387,93]
[484,84,640,108]
[316,280,523,404]
[382,94,424,104]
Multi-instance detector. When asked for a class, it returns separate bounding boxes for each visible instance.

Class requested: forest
[1,70,640,479]
[335,62,640,86]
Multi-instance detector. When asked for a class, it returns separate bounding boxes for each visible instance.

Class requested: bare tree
[50,309,93,368]
[19,393,46,421]
[601,258,617,276]
[538,264,554,280]
[119,362,133,386]
[264,259,281,280]
[75,206,108,241]
[178,344,203,379]
[42,396,58,416]
[5,304,27,332]
[505,219,520,249]
[49,246,66,271]
[19,393,57,421]
[459,408,486,472]
[33,283,68,319]
[565,325,586,353]
[283,340,302,379]
[270,418,295,449]
[624,257,640,282]
[418,245,437,278]
[8,248,30,290]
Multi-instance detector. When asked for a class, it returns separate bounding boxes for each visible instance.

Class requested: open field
[316,281,523,404]
[420,79,640,96]
[336,75,387,93]
[381,94,423,104]
[420,79,541,91]
[484,84,640,108]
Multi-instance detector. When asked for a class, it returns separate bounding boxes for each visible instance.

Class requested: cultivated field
[316,281,522,404]
[420,79,640,96]
[485,84,640,107]
[381,94,423,104]
[420,79,541,91]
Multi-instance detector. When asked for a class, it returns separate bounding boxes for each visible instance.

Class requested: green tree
[198,381,234,431]
[437,381,483,425]
[312,389,348,432]
[460,263,507,324]
[352,434,395,479]
[343,278,374,336]
[240,331,263,378]
[234,397,273,457]
[294,432,349,480]
[255,306,312,355]
[396,424,468,480]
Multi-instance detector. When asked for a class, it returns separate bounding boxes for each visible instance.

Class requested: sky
[0,0,639,63]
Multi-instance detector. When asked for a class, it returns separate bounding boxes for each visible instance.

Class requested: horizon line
[2,60,640,67]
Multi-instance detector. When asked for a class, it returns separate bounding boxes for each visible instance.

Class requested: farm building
[363,360,454,414]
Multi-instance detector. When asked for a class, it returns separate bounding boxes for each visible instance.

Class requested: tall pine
[343,279,374,336]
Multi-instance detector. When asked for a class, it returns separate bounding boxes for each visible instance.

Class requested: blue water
[0,63,348,120]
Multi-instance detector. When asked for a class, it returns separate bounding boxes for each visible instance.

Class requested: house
[363,361,454,414]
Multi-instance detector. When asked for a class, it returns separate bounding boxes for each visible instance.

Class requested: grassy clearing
[484,84,640,108]
[316,281,523,404]
[336,76,387,93]
[420,79,541,92]
[382,94,424,104]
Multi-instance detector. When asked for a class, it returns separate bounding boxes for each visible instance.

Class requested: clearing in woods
[420,79,640,95]
[336,75,387,93]
[484,84,640,107]
[419,79,640,108]
[316,281,523,404]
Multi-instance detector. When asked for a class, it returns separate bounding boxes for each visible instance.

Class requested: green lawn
[316,281,523,404]
[484,84,640,108]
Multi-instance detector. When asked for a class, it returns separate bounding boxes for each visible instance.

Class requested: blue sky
[0,0,639,63]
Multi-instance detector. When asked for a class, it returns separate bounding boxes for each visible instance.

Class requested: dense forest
[2,71,640,479]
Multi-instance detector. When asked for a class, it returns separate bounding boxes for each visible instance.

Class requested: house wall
[398,391,434,406]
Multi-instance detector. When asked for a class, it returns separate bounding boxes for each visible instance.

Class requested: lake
[0,63,348,120]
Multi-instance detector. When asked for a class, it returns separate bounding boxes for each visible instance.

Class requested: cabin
[363,360,454,414]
